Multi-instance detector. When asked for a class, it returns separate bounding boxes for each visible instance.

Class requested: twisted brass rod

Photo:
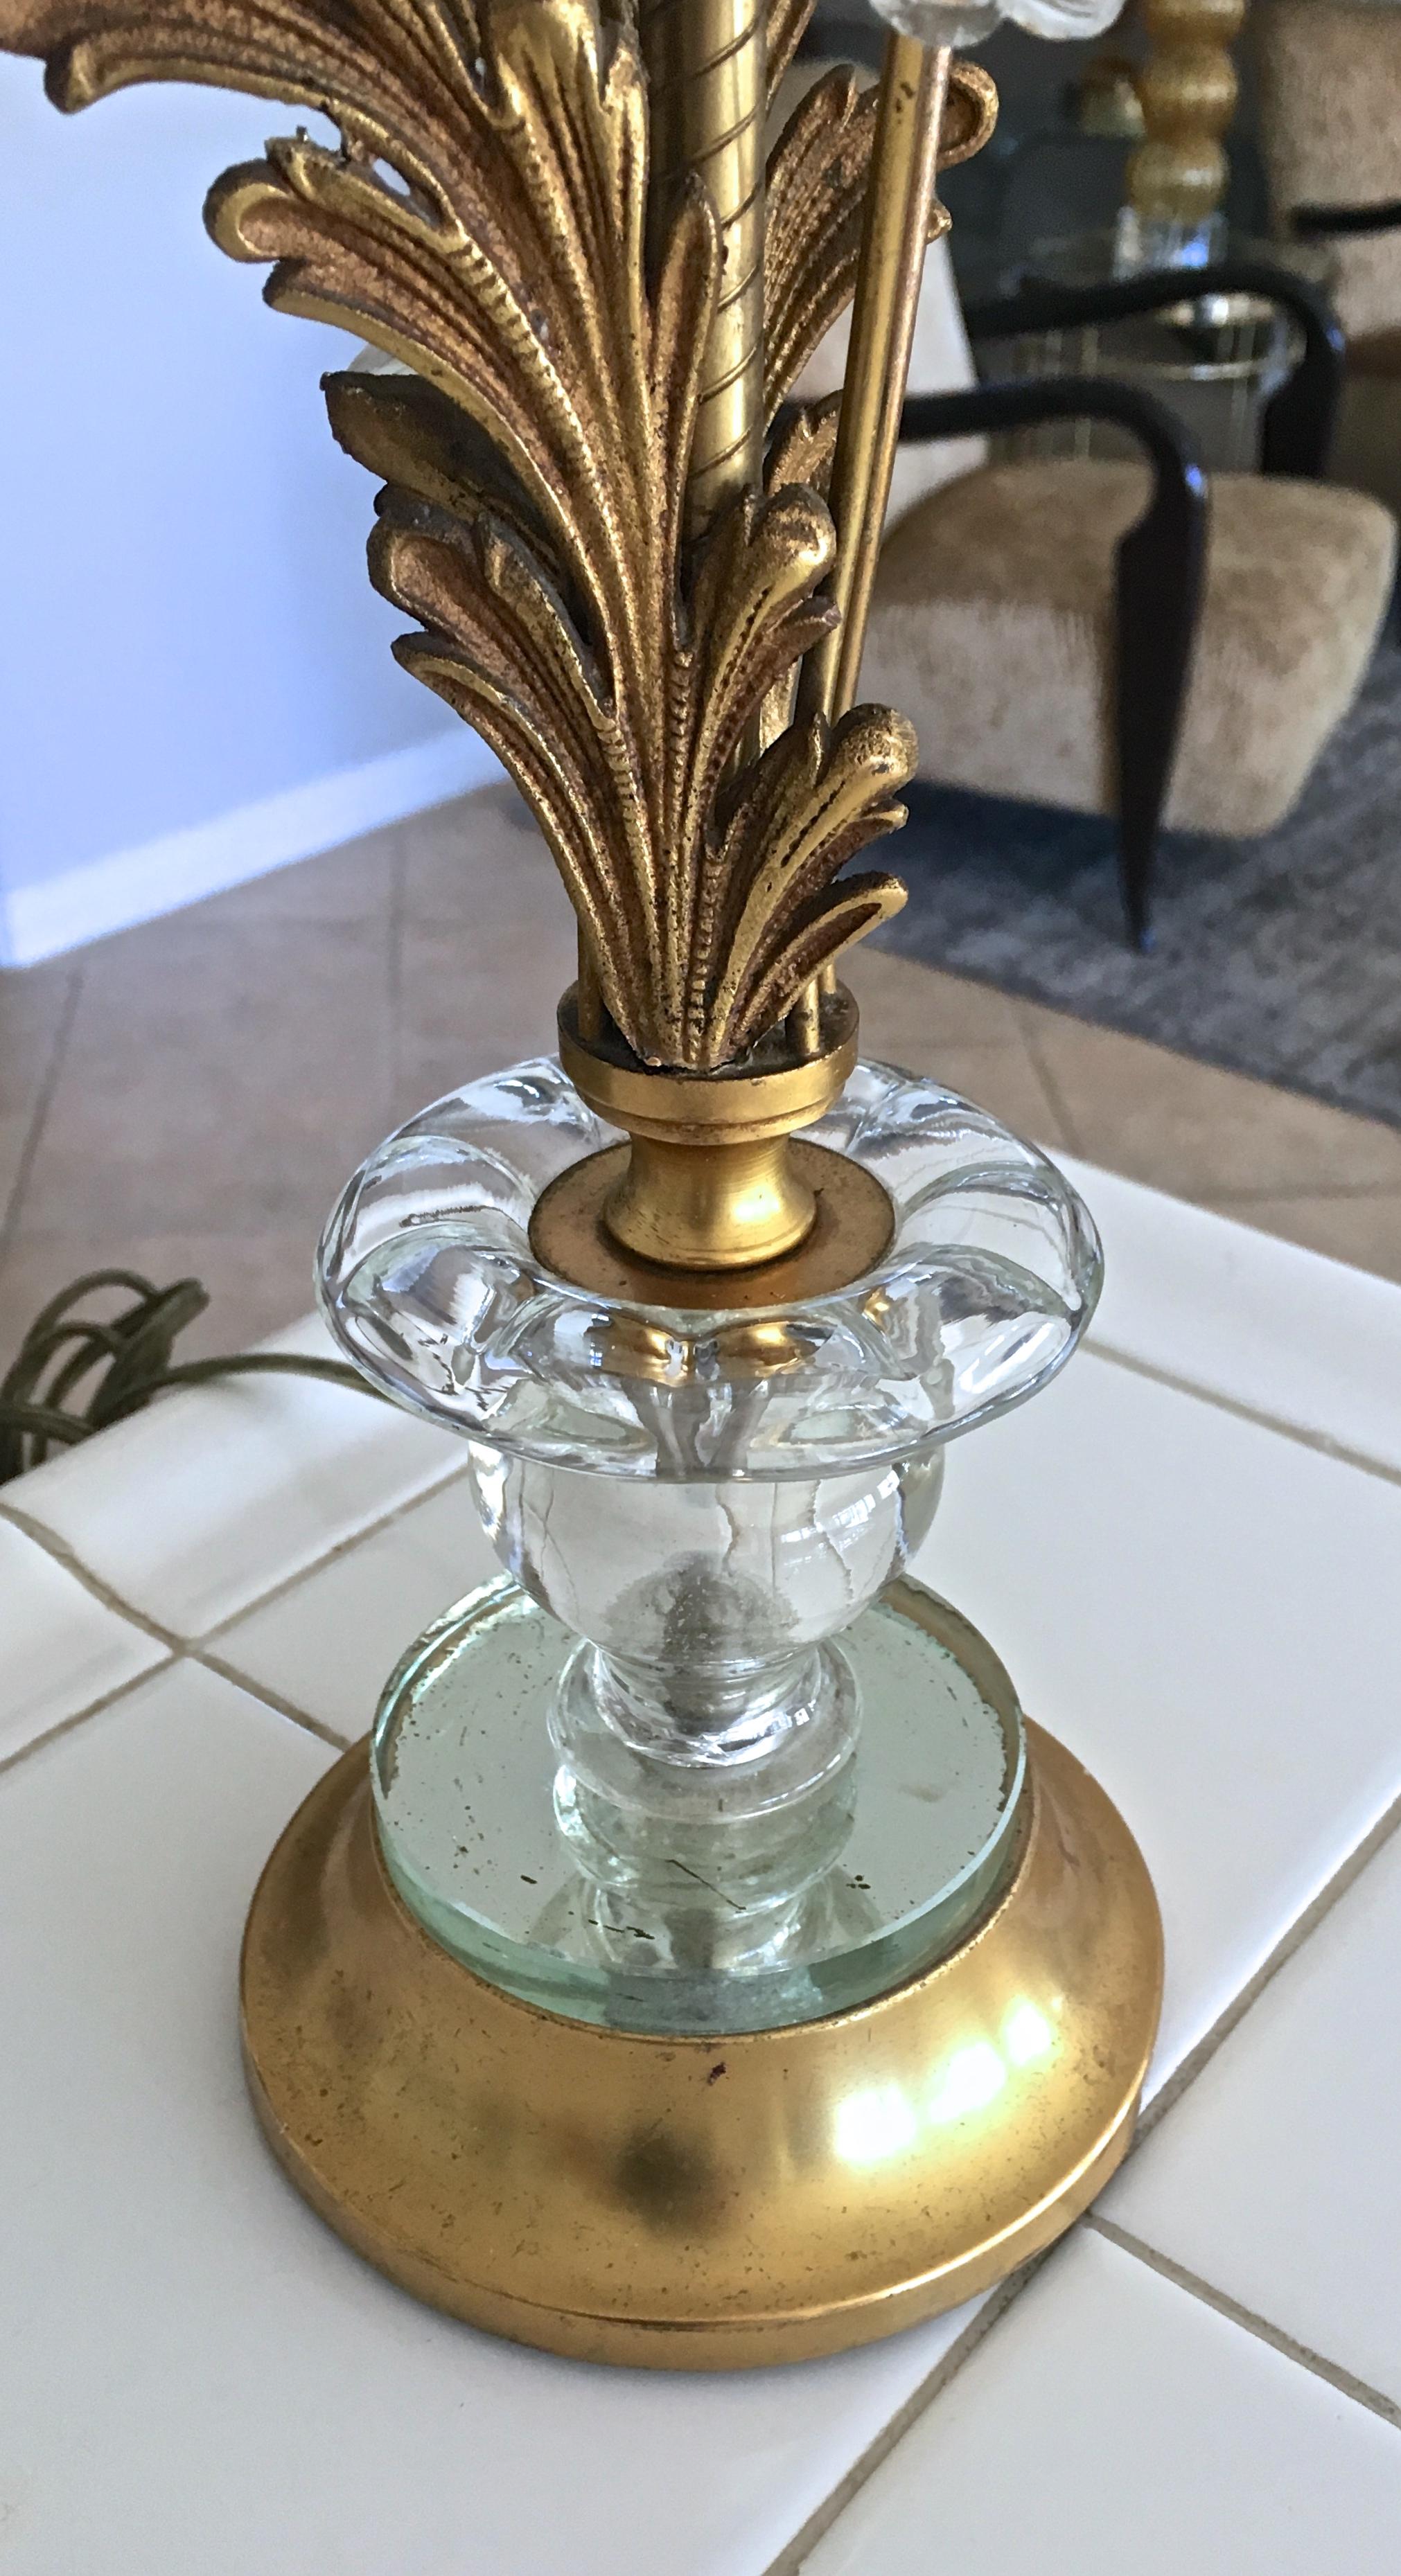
[639,0,767,540]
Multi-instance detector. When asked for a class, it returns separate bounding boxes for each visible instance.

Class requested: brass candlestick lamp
[3,0,1161,2365]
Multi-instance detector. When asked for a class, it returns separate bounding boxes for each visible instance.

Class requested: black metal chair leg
[1116,808,1158,953]
[1112,454,1208,950]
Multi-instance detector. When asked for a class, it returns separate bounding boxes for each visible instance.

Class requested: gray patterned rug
[874,649,1401,1130]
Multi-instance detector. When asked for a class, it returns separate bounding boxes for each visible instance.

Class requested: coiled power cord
[0,1270,377,1486]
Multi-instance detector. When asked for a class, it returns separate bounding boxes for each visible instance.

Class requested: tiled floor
[3,778,1401,1367]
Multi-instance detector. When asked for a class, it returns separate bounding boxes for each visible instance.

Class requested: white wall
[0,68,497,963]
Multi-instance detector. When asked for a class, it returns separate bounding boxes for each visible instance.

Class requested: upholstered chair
[1256,0,1401,520]
[795,233,1395,944]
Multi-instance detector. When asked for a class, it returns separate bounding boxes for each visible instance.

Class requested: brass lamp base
[241,1724,1163,2370]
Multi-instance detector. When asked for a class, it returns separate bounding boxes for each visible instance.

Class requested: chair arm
[1292,201,1401,240]
[960,262,1345,479]
[899,373,1203,492]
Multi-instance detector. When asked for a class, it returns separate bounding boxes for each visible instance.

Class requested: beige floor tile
[1024,1012,1401,1196]
[844,949,1066,1142]
[1201,1191,1401,1287]
[400,782,552,928]
[0,1113,33,1232]
[170,824,399,926]
[394,785,575,1117]
[844,945,1026,1051]
[393,914,579,1122]
[0,1230,318,1380]
[13,918,394,1238]
[0,961,78,1224]
[0,959,76,1119]
[918,1040,1070,1151]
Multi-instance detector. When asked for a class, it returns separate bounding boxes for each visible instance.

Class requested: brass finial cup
[533,984,897,1306]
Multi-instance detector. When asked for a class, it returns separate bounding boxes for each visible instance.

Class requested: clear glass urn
[317,1056,1102,2038]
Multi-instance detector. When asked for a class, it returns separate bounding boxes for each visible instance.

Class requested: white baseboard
[0,727,503,966]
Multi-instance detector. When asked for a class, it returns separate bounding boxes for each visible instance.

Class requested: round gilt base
[240,1724,1162,2370]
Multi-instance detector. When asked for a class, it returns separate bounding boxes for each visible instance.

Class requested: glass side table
[983,226,1338,472]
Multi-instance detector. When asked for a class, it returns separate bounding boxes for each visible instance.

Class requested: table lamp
[1,0,1161,2365]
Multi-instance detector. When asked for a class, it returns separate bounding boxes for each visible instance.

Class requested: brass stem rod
[797,35,950,729]
[640,0,767,542]
[788,35,949,1061]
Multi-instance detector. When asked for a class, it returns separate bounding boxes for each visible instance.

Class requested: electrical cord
[0,1269,379,1486]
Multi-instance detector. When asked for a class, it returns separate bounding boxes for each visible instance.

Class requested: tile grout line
[10,1319,1396,1674]
[0,1457,470,1658]
[0,1655,176,1782]
[1088,2214,1401,2433]
[1,1462,469,1766]
[1085,1338,1401,1492]
[195,1458,471,1644]
[8,1365,1400,2067]
[0,1631,355,1786]
[0,960,83,1248]
[758,2257,1054,2576]
[1135,1775,1401,2143]
[1197,1181,1401,1209]
[1015,1009,1086,1159]
[0,1462,471,1774]
[0,1497,183,1647]
[192,1646,353,1752]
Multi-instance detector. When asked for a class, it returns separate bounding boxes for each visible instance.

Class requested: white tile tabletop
[802,2230,1401,2576]
[1101,1817,1401,2415]
[209,1475,493,1741]
[0,1512,166,1768]
[1064,1155,1401,1477]
[0,1661,984,2576]
[922,1341,1401,2091]
[3,1312,463,1640]
[3,1173,1401,2569]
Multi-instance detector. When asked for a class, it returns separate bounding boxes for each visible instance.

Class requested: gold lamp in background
[1120,0,1248,269]
[0,0,1163,2365]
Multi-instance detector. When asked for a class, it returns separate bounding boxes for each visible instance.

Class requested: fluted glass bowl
[317,1055,1102,2033]
[318,1053,1100,1475]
